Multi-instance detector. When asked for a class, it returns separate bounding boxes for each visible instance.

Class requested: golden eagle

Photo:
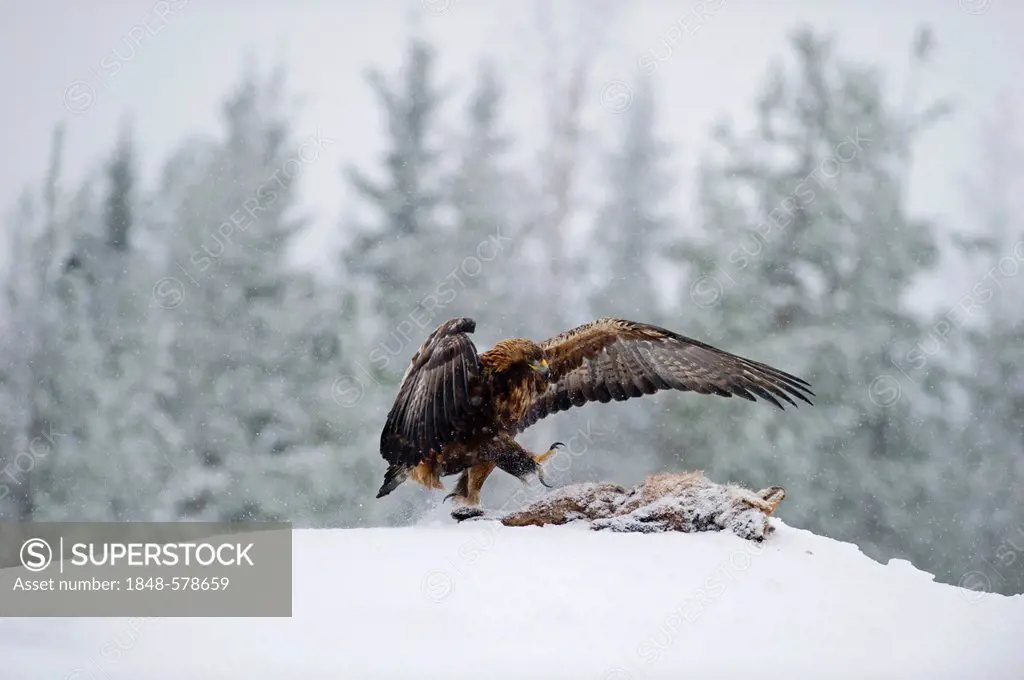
[376,317,813,506]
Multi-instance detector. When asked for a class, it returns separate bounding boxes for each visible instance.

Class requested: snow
[2,520,1023,679]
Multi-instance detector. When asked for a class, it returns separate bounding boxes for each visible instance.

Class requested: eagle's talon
[535,468,554,490]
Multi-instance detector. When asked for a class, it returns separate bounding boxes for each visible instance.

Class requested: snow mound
[2,519,1023,679]
[456,471,785,541]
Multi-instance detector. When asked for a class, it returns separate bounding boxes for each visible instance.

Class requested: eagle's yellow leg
[533,450,556,464]
[533,441,565,465]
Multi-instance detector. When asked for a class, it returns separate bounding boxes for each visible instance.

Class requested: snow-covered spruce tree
[344,37,446,337]
[495,24,607,496]
[339,37,450,522]
[153,65,373,524]
[663,29,953,572]
[441,60,520,335]
[414,61,541,508]
[0,187,61,521]
[39,125,193,520]
[582,73,677,484]
[30,124,186,521]
[0,124,100,520]
[0,189,48,521]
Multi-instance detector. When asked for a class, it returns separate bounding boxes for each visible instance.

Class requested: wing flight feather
[515,317,814,433]
[379,318,481,467]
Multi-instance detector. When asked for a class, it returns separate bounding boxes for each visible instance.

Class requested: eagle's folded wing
[380,317,482,467]
[514,317,814,433]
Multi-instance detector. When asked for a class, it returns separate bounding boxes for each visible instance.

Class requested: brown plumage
[376,317,814,506]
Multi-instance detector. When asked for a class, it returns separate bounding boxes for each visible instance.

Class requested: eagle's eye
[529,358,551,377]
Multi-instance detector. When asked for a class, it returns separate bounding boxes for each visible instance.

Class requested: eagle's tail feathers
[376,463,411,498]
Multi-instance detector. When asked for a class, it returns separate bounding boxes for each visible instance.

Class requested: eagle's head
[491,339,551,378]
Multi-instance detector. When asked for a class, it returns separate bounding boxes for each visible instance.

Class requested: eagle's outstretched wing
[514,317,814,433]
[379,317,482,469]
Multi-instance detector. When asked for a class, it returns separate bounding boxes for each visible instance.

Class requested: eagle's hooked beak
[530,359,550,377]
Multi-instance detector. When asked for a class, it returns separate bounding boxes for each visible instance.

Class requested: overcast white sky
[2,0,1020,309]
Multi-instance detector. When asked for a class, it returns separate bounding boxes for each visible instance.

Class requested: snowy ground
[2,520,1023,680]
